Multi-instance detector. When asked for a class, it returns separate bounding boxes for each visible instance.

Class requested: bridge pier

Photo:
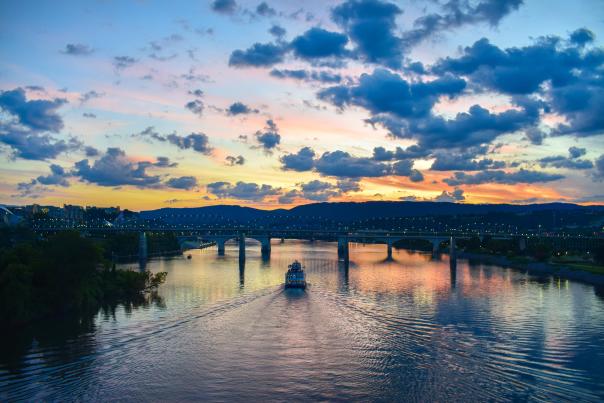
[138,231,148,263]
[431,239,441,258]
[260,236,271,257]
[386,237,393,260]
[518,237,527,252]
[449,236,457,261]
[216,238,226,255]
[338,235,349,262]
[239,233,246,261]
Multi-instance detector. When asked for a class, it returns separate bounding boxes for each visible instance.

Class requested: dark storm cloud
[290,27,349,60]
[61,43,94,55]
[0,87,67,132]
[331,0,404,68]
[138,127,213,155]
[270,69,342,83]
[227,102,259,115]
[212,0,237,14]
[206,181,281,201]
[229,43,287,67]
[165,176,198,190]
[444,169,564,186]
[73,147,164,188]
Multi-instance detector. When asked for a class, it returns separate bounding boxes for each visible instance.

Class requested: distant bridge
[32,221,602,263]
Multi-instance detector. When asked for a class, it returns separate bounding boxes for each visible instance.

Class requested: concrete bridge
[33,222,601,265]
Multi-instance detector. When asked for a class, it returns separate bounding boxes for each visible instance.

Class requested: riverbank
[458,252,604,286]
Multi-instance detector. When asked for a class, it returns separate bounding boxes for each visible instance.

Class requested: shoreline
[458,251,604,286]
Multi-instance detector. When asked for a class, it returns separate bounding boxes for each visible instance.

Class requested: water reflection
[1,241,604,401]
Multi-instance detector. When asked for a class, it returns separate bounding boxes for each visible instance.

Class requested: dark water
[2,240,604,401]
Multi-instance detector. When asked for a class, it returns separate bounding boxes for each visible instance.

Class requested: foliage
[0,229,167,327]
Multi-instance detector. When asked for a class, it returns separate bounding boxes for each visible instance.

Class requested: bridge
[32,220,601,264]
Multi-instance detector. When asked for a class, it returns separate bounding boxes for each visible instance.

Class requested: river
[2,240,604,401]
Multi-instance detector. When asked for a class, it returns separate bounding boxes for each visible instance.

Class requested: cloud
[188,89,204,97]
[79,90,104,104]
[331,0,404,68]
[278,178,361,203]
[212,0,236,14]
[538,147,594,170]
[269,25,286,39]
[154,156,178,167]
[166,176,198,190]
[18,164,71,196]
[444,169,564,186]
[185,99,204,116]
[73,147,164,188]
[434,188,465,202]
[570,28,595,47]
[314,150,391,178]
[594,154,604,181]
[139,127,213,155]
[367,100,542,149]
[280,147,316,171]
[226,155,245,165]
[280,146,423,181]
[207,181,280,201]
[0,87,67,132]
[256,2,276,17]
[400,0,523,50]
[319,69,465,120]
[227,102,258,115]
[229,42,287,67]
[431,149,505,171]
[113,56,137,70]
[290,27,349,60]
[61,43,94,55]
[0,123,80,160]
[253,119,281,151]
[83,112,96,119]
[270,68,342,83]
[85,146,99,157]
[432,33,604,138]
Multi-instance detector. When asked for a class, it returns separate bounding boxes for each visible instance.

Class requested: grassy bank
[458,251,604,286]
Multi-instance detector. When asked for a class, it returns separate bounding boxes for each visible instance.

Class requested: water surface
[2,240,604,401]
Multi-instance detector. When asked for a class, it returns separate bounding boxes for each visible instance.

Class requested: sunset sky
[1,0,603,210]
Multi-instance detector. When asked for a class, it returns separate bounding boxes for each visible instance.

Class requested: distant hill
[140,201,604,223]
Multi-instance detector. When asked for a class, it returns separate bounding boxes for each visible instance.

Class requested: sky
[0,0,603,210]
